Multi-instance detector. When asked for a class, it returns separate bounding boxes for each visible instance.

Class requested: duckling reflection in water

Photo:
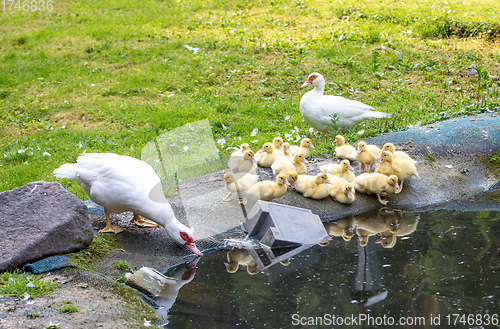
[324,216,357,242]
[355,208,401,247]
[225,248,259,275]
[376,210,419,248]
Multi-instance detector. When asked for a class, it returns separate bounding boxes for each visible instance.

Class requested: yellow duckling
[244,173,289,201]
[255,142,276,167]
[381,142,416,163]
[271,153,308,175]
[275,142,292,158]
[295,173,333,200]
[334,135,357,161]
[228,149,257,174]
[375,151,419,194]
[324,173,355,204]
[271,136,284,152]
[225,248,259,275]
[230,143,250,157]
[290,138,315,158]
[356,141,380,172]
[286,170,299,189]
[320,159,355,182]
[351,173,400,205]
[222,171,258,204]
[324,217,356,241]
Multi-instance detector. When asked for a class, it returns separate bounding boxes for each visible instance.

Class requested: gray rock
[0,181,93,272]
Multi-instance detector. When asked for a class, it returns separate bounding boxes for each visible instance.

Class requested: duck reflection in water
[154,257,200,318]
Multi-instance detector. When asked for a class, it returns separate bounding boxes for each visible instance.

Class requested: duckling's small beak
[348,165,354,171]
[309,144,315,149]
[293,181,298,189]
[303,159,309,164]
[325,179,333,184]
[395,182,400,189]
[251,158,257,164]
[357,148,362,154]
[187,243,202,256]
[347,192,353,199]
[284,179,291,187]
[258,148,266,153]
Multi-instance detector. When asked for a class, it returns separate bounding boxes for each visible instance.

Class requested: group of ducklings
[223,134,419,206]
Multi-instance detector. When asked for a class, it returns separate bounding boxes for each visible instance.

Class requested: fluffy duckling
[295,173,333,200]
[222,171,258,204]
[230,143,250,157]
[225,248,259,275]
[244,173,289,201]
[290,138,315,158]
[334,135,357,161]
[271,153,308,175]
[255,142,276,167]
[275,142,292,158]
[271,137,284,152]
[286,170,299,189]
[351,173,400,205]
[228,149,257,174]
[324,173,355,204]
[324,217,356,241]
[381,142,416,163]
[320,159,355,182]
[375,151,419,194]
[356,141,380,172]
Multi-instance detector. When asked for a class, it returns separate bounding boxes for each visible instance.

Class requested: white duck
[53,153,201,256]
[299,73,390,132]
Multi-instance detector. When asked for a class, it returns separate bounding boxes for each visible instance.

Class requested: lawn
[1,0,499,196]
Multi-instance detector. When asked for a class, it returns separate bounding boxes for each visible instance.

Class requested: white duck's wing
[74,153,162,211]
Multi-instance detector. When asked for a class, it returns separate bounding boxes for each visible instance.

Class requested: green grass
[69,234,117,267]
[1,0,499,194]
[0,270,58,299]
[57,301,79,313]
[112,260,132,271]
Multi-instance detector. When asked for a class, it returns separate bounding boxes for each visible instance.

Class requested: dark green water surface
[164,209,499,328]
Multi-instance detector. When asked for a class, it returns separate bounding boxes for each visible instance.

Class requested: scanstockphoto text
[291,313,499,327]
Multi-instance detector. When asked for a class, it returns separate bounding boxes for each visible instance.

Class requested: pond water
[160,209,499,328]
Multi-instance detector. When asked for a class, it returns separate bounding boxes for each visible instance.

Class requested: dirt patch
[0,271,161,329]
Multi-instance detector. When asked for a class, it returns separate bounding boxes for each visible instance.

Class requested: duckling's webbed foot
[377,194,389,205]
[221,192,232,202]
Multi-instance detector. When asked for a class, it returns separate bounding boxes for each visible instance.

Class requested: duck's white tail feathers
[53,163,78,180]
[368,111,391,118]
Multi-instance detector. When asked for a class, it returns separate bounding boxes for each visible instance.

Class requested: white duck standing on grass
[53,153,202,256]
[299,72,390,133]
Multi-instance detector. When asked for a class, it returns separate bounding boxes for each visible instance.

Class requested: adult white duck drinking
[53,153,202,256]
[299,72,390,132]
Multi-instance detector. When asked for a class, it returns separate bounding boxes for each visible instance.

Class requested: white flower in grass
[284,133,292,139]
[250,128,258,137]
[251,140,259,144]
[217,138,226,147]
[357,130,365,135]
[42,152,51,157]
[183,146,189,151]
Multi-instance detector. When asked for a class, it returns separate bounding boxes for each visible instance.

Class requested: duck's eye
[180,232,189,241]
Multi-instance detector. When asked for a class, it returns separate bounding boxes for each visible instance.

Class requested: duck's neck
[312,81,325,95]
